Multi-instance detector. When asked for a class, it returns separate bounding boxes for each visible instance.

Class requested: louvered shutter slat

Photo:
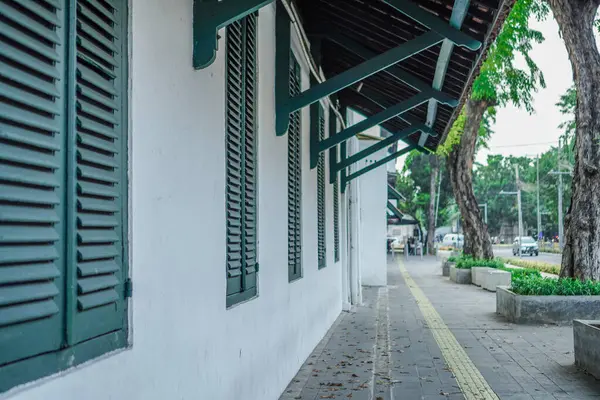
[0,265,61,285]
[77,260,120,277]
[0,0,65,366]
[70,0,126,344]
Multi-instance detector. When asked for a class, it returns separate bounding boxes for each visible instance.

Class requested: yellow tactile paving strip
[398,260,500,400]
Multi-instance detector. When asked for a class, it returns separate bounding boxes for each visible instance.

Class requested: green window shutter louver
[333,178,340,262]
[288,53,302,282]
[225,13,258,307]
[0,0,67,366]
[315,106,326,269]
[71,0,127,343]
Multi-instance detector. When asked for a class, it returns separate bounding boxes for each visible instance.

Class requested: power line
[485,141,558,149]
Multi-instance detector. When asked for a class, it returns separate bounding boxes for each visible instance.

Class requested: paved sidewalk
[408,256,600,399]
[280,256,600,399]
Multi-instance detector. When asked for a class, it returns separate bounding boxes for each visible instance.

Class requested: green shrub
[455,257,504,269]
[447,256,457,262]
[497,258,560,275]
[499,267,541,280]
[511,276,600,296]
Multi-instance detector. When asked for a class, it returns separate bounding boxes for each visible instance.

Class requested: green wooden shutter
[70,0,127,343]
[288,53,302,281]
[225,13,258,306]
[333,178,340,262]
[0,0,67,365]
[316,107,326,269]
[243,14,258,293]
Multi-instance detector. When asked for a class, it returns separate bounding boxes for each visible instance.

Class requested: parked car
[442,234,464,249]
[512,236,539,256]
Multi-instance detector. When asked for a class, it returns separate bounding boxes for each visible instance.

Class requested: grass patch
[498,258,560,275]
[511,276,600,296]
[455,257,504,269]
[540,248,562,254]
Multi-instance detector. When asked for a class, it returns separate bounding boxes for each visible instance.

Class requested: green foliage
[472,0,548,110]
[455,257,504,269]
[448,256,458,262]
[556,85,576,142]
[511,276,600,296]
[438,0,548,156]
[499,258,560,275]
[397,152,454,233]
[436,107,496,156]
[471,151,572,239]
[499,267,541,280]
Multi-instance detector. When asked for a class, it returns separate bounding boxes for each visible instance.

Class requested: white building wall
[7,2,343,400]
[344,111,387,287]
[356,140,388,286]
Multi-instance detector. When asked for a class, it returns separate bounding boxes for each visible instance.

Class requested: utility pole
[536,155,541,241]
[499,165,523,258]
[434,173,442,227]
[549,138,569,250]
[557,138,564,250]
[516,165,524,255]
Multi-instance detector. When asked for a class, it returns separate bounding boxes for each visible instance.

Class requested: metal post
[516,165,524,259]
[536,155,541,242]
[557,138,564,250]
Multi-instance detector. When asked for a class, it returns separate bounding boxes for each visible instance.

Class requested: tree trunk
[547,0,600,280]
[447,99,494,259]
[427,155,440,254]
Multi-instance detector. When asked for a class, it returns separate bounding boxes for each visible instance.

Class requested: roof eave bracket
[345,145,416,183]
[333,124,432,173]
[276,12,445,137]
[387,202,405,220]
[388,184,405,201]
[192,0,275,69]
[381,0,481,50]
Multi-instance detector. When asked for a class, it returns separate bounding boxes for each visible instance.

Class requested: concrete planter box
[449,266,471,284]
[574,320,600,379]
[442,261,455,277]
[496,287,600,325]
[471,267,490,286]
[483,270,511,292]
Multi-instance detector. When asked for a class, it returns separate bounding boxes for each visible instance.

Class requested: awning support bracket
[345,145,416,183]
[387,201,405,220]
[388,184,405,201]
[192,0,275,69]
[335,125,432,173]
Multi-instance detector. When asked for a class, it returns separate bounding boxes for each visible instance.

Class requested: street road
[493,245,561,265]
